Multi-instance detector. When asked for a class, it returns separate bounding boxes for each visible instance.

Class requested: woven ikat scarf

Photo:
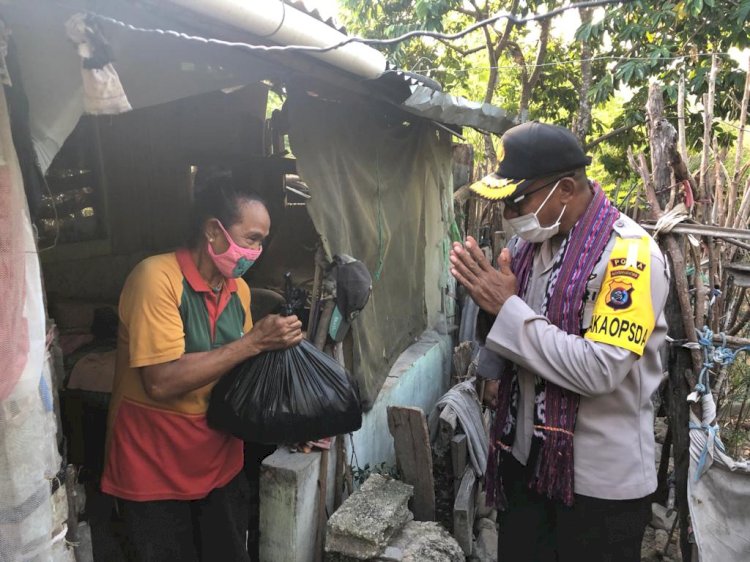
[486,185,620,507]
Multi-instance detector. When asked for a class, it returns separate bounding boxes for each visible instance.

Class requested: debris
[470,518,497,562]
[654,417,669,444]
[654,529,669,553]
[380,521,463,562]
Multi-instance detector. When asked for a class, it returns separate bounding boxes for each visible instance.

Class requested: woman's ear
[204,218,221,243]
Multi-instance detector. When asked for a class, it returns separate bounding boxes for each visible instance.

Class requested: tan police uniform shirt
[480,213,669,500]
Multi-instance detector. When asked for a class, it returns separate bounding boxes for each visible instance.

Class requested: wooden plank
[313,450,329,562]
[453,466,477,556]
[451,433,468,495]
[387,406,436,521]
[334,435,345,511]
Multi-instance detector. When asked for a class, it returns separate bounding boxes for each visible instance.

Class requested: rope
[689,326,750,401]
[689,420,721,481]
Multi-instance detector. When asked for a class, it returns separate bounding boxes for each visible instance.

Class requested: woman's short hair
[188,172,267,248]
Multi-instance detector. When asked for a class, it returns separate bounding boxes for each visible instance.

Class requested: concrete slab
[325,474,413,560]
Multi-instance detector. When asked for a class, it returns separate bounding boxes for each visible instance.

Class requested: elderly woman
[101,179,302,561]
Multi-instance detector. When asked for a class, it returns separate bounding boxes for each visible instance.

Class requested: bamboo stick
[727,57,750,227]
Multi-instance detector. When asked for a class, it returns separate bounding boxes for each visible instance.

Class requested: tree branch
[435,38,485,57]
[584,124,635,149]
[527,19,551,93]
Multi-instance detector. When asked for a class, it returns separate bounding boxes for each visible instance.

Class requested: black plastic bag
[207,276,362,444]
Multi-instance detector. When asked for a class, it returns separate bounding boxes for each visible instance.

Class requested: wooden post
[65,465,80,562]
[387,406,436,521]
[451,433,468,495]
[453,466,477,556]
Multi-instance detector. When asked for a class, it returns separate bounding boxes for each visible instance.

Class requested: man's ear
[557,176,577,205]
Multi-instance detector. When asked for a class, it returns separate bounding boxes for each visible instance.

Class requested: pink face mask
[207,220,263,278]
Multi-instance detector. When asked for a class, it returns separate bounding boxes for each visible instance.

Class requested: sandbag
[207,339,362,444]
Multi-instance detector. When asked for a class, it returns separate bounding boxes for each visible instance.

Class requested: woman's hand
[244,314,304,354]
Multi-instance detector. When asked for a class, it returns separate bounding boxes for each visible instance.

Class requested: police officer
[450,122,669,562]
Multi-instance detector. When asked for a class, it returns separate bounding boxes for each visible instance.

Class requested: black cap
[470,121,591,201]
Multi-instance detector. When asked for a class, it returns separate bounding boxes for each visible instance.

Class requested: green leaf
[575,22,593,42]
[737,0,750,24]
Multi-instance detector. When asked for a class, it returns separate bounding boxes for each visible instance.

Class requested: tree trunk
[645,83,699,562]
[646,86,675,198]
[473,0,518,169]
[516,19,551,123]
[573,7,594,143]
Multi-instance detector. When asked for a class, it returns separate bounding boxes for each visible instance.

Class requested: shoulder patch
[584,235,655,355]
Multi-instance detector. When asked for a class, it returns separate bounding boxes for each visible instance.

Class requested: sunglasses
[503,172,575,214]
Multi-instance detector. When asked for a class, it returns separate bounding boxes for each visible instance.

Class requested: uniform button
[615,220,624,227]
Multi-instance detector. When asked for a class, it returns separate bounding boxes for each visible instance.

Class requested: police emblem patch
[605,279,634,310]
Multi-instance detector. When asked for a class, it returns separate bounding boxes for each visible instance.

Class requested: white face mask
[506,180,567,243]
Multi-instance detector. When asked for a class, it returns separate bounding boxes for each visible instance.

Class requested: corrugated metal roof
[402,85,516,135]
[286,0,347,34]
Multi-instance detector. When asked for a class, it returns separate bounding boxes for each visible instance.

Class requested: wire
[255,0,286,39]
[717,120,750,135]
[404,52,740,74]
[86,0,632,55]
[355,0,632,47]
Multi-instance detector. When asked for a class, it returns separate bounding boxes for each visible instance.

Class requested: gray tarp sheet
[688,394,750,562]
[287,91,452,408]
[3,0,282,170]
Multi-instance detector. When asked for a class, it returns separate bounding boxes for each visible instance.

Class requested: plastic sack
[207,275,362,444]
[208,339,362,444]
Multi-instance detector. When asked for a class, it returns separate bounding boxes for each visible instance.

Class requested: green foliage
[339,0,750,185]
[351,461,401,485]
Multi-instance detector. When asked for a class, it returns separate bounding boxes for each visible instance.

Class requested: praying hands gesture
[450,236,517,316]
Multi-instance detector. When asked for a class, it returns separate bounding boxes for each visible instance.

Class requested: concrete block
[260,448,322,562]
[385,521,463,562]
[325,474,413,560]
[651,502,677,531]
